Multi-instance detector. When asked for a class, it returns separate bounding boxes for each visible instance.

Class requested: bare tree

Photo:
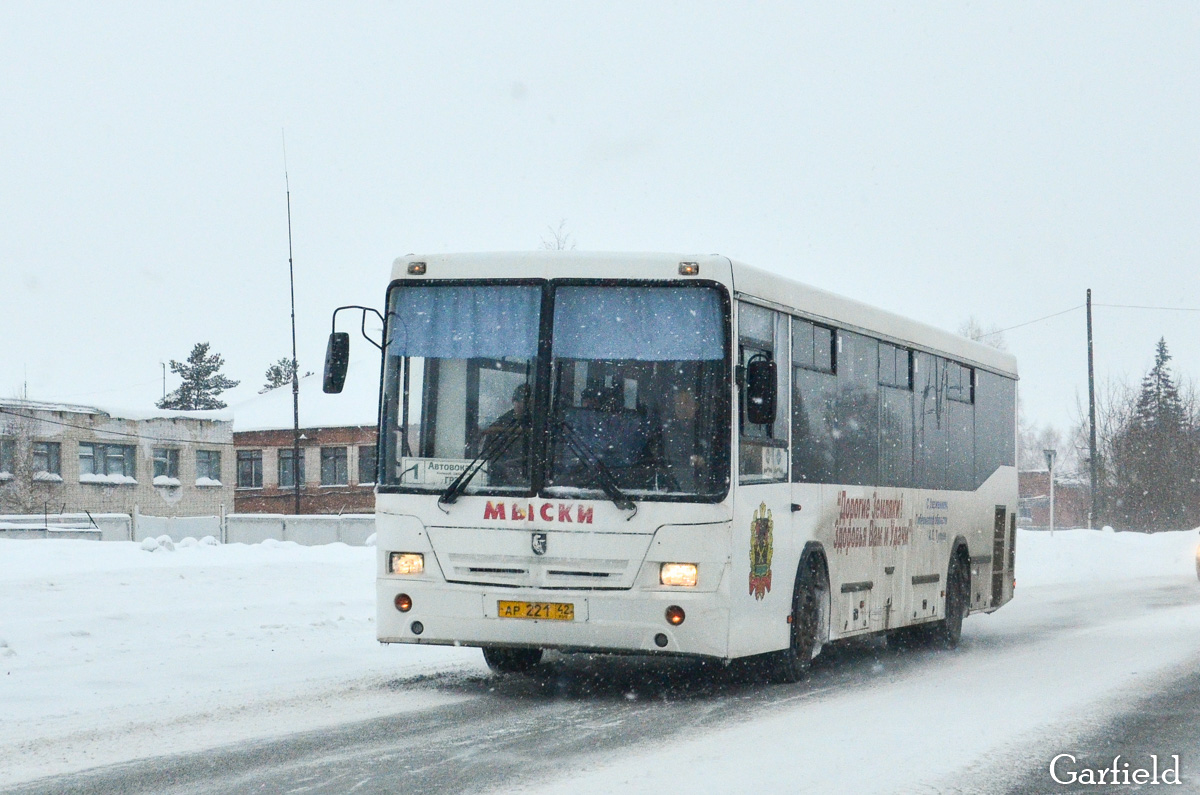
[0,407,41,514]
[957,316,1008,352]
[1071,377,1135,511]
[540,220,577,251]
[1018,419,1076,474]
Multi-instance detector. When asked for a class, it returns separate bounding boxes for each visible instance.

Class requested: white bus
[324,252,1018,681]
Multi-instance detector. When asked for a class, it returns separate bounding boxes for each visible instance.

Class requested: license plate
[497,600,575,621]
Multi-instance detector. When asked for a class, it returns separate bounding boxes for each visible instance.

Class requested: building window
[79,442,136,481]
[153,448,180,479]
[196,450,221,484]
[33,442,62,477]
[279,448,305,489]
[0,439,13,474]
[358,445,377,485]
[237,449,263,488]
[321,447,348,486]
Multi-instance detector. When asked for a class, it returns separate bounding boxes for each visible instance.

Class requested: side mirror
[745,357,777,425]
[323,332,350,393]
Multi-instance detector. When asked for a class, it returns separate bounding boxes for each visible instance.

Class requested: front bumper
[377,579,731,658]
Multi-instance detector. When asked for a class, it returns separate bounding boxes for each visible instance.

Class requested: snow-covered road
[1,529,1198,793]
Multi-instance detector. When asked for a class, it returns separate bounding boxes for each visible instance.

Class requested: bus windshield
[546,285,728,499]
[381,281,729,501]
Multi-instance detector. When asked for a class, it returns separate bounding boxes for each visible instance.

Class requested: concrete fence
[223,514,375,546]
[134,513,222,542]
[0,512,130,541]
[0,511,376,546]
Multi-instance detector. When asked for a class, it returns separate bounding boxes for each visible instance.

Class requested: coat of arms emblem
[531,532,547,556]
[749,502,773,600]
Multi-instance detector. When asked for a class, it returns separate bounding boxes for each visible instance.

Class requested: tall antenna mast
[285,132,302,516]
[1087,288,1097,527]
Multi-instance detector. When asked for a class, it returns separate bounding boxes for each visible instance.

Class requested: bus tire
[771,554,826,684]
[482,646,543,674]
[926,551,969,649]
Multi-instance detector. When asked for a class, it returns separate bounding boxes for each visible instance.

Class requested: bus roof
[729,259,1018,379]
[390,252,1017,379]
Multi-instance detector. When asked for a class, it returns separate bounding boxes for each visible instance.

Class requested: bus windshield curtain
[388,285,541,359]
[553,286,723,361]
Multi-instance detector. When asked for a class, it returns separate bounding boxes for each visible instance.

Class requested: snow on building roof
[228,359,380,432]
[0,398,231,423]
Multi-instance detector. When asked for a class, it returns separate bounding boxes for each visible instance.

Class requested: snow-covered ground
[1,528,1197,790]
[524,528,1200,794]
[0,537,480,787]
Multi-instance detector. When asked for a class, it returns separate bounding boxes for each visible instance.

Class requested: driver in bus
[481,383,532,486]
[656,386,708,492]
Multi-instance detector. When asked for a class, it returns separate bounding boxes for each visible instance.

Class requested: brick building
[0,398,233,517]
[232,370,379,514]
[1018,469,1091,529]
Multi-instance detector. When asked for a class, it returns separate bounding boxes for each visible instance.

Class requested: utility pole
[1044,448,1057,536]
[1086,288,1098,529]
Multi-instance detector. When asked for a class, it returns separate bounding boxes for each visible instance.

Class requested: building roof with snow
[0,397,232,424]
[226,358,381,432]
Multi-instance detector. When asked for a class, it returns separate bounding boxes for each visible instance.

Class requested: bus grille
[443,554,631,589]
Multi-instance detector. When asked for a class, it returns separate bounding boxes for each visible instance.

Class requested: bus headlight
[389,553,424,575]
[660,563,698,587]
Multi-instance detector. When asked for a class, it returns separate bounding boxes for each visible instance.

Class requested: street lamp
[1044,448,1057,536]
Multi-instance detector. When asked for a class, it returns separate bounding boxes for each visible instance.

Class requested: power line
[980,299,1200,340]
[0,406,228,446]
[49,377,164,401]
[1094,303,1200,312]
[985,304,1085,336]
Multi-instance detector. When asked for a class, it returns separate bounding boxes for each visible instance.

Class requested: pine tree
[261,358,297,393]
[157,343,240,410]
[260,358,313,393]
[1108,339,1197,530]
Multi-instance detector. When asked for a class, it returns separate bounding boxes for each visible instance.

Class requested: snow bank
[0,537,479,781]
[1016,527,1199,586]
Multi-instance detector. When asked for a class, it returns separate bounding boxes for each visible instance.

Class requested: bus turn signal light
[660,563,698,587]
[665,606,685,625]
[389,553,424,575]
[395,593,412,612]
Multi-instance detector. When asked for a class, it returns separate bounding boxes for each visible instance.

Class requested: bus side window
[792,319,837,483]
[914,351,947,489]
[834,330,879,486]
[738,301,788,483]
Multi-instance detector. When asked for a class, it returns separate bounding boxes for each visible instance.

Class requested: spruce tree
[1109,339,1196,530]
[157,343,240,410]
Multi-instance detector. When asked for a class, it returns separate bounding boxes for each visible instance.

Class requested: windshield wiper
[553,415,636,514]
[438,416,526,507]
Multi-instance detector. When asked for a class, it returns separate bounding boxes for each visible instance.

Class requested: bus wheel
[927,553,969,649]
[771,556,825,684]
[482,646,543,674]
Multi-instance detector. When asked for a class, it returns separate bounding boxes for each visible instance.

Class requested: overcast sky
[2,2,1197,436]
